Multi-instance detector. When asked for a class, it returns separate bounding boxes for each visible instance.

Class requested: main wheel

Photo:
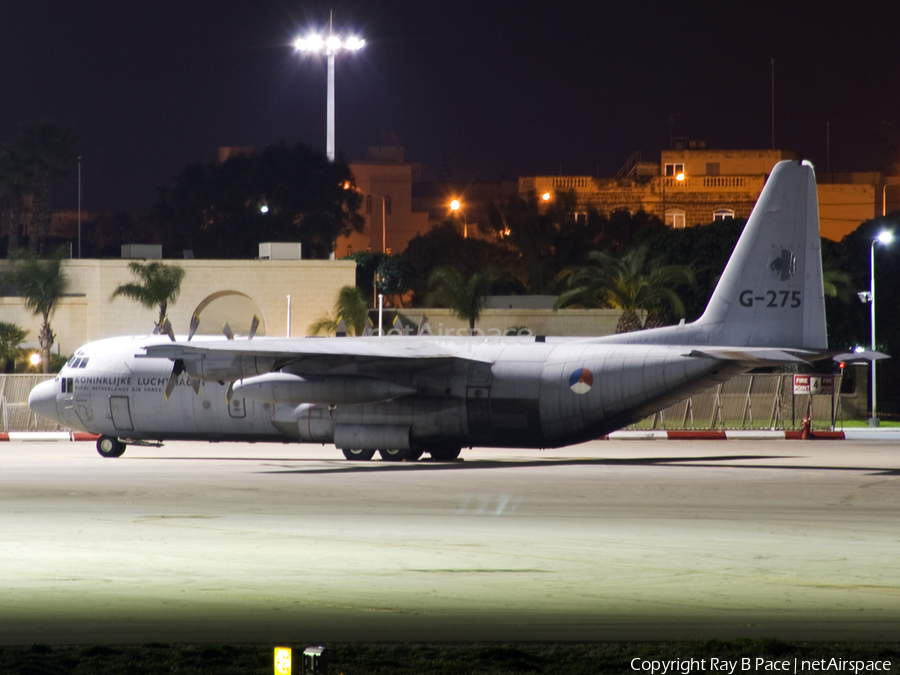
[342,448,376,461]
[429,445,462,462]
[96,435,126,458]
[378,448,411,462]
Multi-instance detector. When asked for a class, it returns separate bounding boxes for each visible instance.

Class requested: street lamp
[661,170,685,227]
[868,230,893,426]
[450,199,467,238]
[293,15,365,161]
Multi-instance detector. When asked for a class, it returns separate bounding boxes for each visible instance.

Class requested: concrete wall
[0,258,357,355]
[397,308,624,337]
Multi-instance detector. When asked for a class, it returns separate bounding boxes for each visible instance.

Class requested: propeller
[248,315,259,340]
[160,318,175,342]
[225,381,235,405]
[191,376,201,395]
[188,314,200,341]
[223,323,234,340]
[336,319,347,337]
[164,359,185,399]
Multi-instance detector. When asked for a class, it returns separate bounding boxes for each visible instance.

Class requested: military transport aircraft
[30,159,831,460]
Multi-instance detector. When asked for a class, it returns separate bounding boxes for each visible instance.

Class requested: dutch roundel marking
[569,368,594,394]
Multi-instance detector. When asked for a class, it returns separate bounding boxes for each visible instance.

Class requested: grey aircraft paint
[29,160,831,460]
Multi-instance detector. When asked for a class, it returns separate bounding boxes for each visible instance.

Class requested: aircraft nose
[28,379,60,424]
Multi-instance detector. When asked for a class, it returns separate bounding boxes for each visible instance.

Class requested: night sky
[2,1,898,213]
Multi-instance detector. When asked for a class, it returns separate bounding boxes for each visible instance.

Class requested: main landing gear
[341,445,462,462]
[96,435,127,458]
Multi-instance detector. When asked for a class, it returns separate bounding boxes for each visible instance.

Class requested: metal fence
[0,375,62,432]
[628,374,844,431]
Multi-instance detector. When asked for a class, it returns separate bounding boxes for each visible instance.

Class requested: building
[519,146,898,241]
[336,146,430,257]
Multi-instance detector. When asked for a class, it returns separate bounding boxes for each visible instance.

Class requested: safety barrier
[0,375,62,432]
[628,374,843,431]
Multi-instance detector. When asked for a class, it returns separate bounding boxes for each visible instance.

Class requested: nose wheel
[96,435,127,458]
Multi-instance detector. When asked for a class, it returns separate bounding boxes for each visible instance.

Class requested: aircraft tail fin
[607,159,827,350]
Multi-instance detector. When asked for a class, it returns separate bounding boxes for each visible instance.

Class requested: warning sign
[793,375,835,395]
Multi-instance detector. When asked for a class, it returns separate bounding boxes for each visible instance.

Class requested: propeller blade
[225,381,235,405]
[191,376,201,395]
[165,372,178,399]
[362,319,372,337]
[188,314,200,341]
[336,319,347,337]
[223,323,234,340]
[248,315,260,340]
[161,318,175,342]
[164,359,185,400]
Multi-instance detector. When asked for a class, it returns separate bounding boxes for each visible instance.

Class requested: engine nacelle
[271,403,335,442]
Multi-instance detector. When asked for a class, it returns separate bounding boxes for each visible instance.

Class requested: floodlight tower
[293,14,365,161]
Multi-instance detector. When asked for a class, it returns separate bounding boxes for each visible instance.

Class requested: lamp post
[660,170,685,226]
[869,230,893,426]
[450,199,467,238]
[293,16,364,161]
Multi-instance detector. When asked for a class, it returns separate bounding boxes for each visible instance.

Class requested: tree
[0,143,30,254]
[153,142,363,259]
[425,266,492,334]
[1,248,68,373]
[15,119,79,256]
[308,286,369,336]
[555,247,694,333]
[111,262,186,329]
[0,322,27,373]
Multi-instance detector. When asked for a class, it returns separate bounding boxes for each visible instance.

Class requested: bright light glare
[450,199,460,211]
[295,34,324,51]
[877,231,893,244]
[326,35,342,51]
[274,647,292,674]
[854,345,866,353]
[675,172,685,181]
[260,205,269,214]
[541,192,551,201]
[345,36,365,50]
[29,353,41,366]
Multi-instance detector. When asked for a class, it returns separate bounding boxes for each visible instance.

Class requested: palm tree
[1,248,68,373]
[111,261,186,329]
[16,119,78,256]
[426,266,492,334]
[308,286,368,336]
[0,322,28,373]
[555,247,694,333]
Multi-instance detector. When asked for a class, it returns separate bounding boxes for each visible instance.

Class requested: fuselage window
[61,378,74,394]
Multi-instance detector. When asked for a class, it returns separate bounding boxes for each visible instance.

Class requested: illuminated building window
[664,163,685,177]
[666,209,686,229]
[713,209,735,221]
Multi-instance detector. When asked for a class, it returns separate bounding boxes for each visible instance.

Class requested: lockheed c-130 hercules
[30,160,838,459]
